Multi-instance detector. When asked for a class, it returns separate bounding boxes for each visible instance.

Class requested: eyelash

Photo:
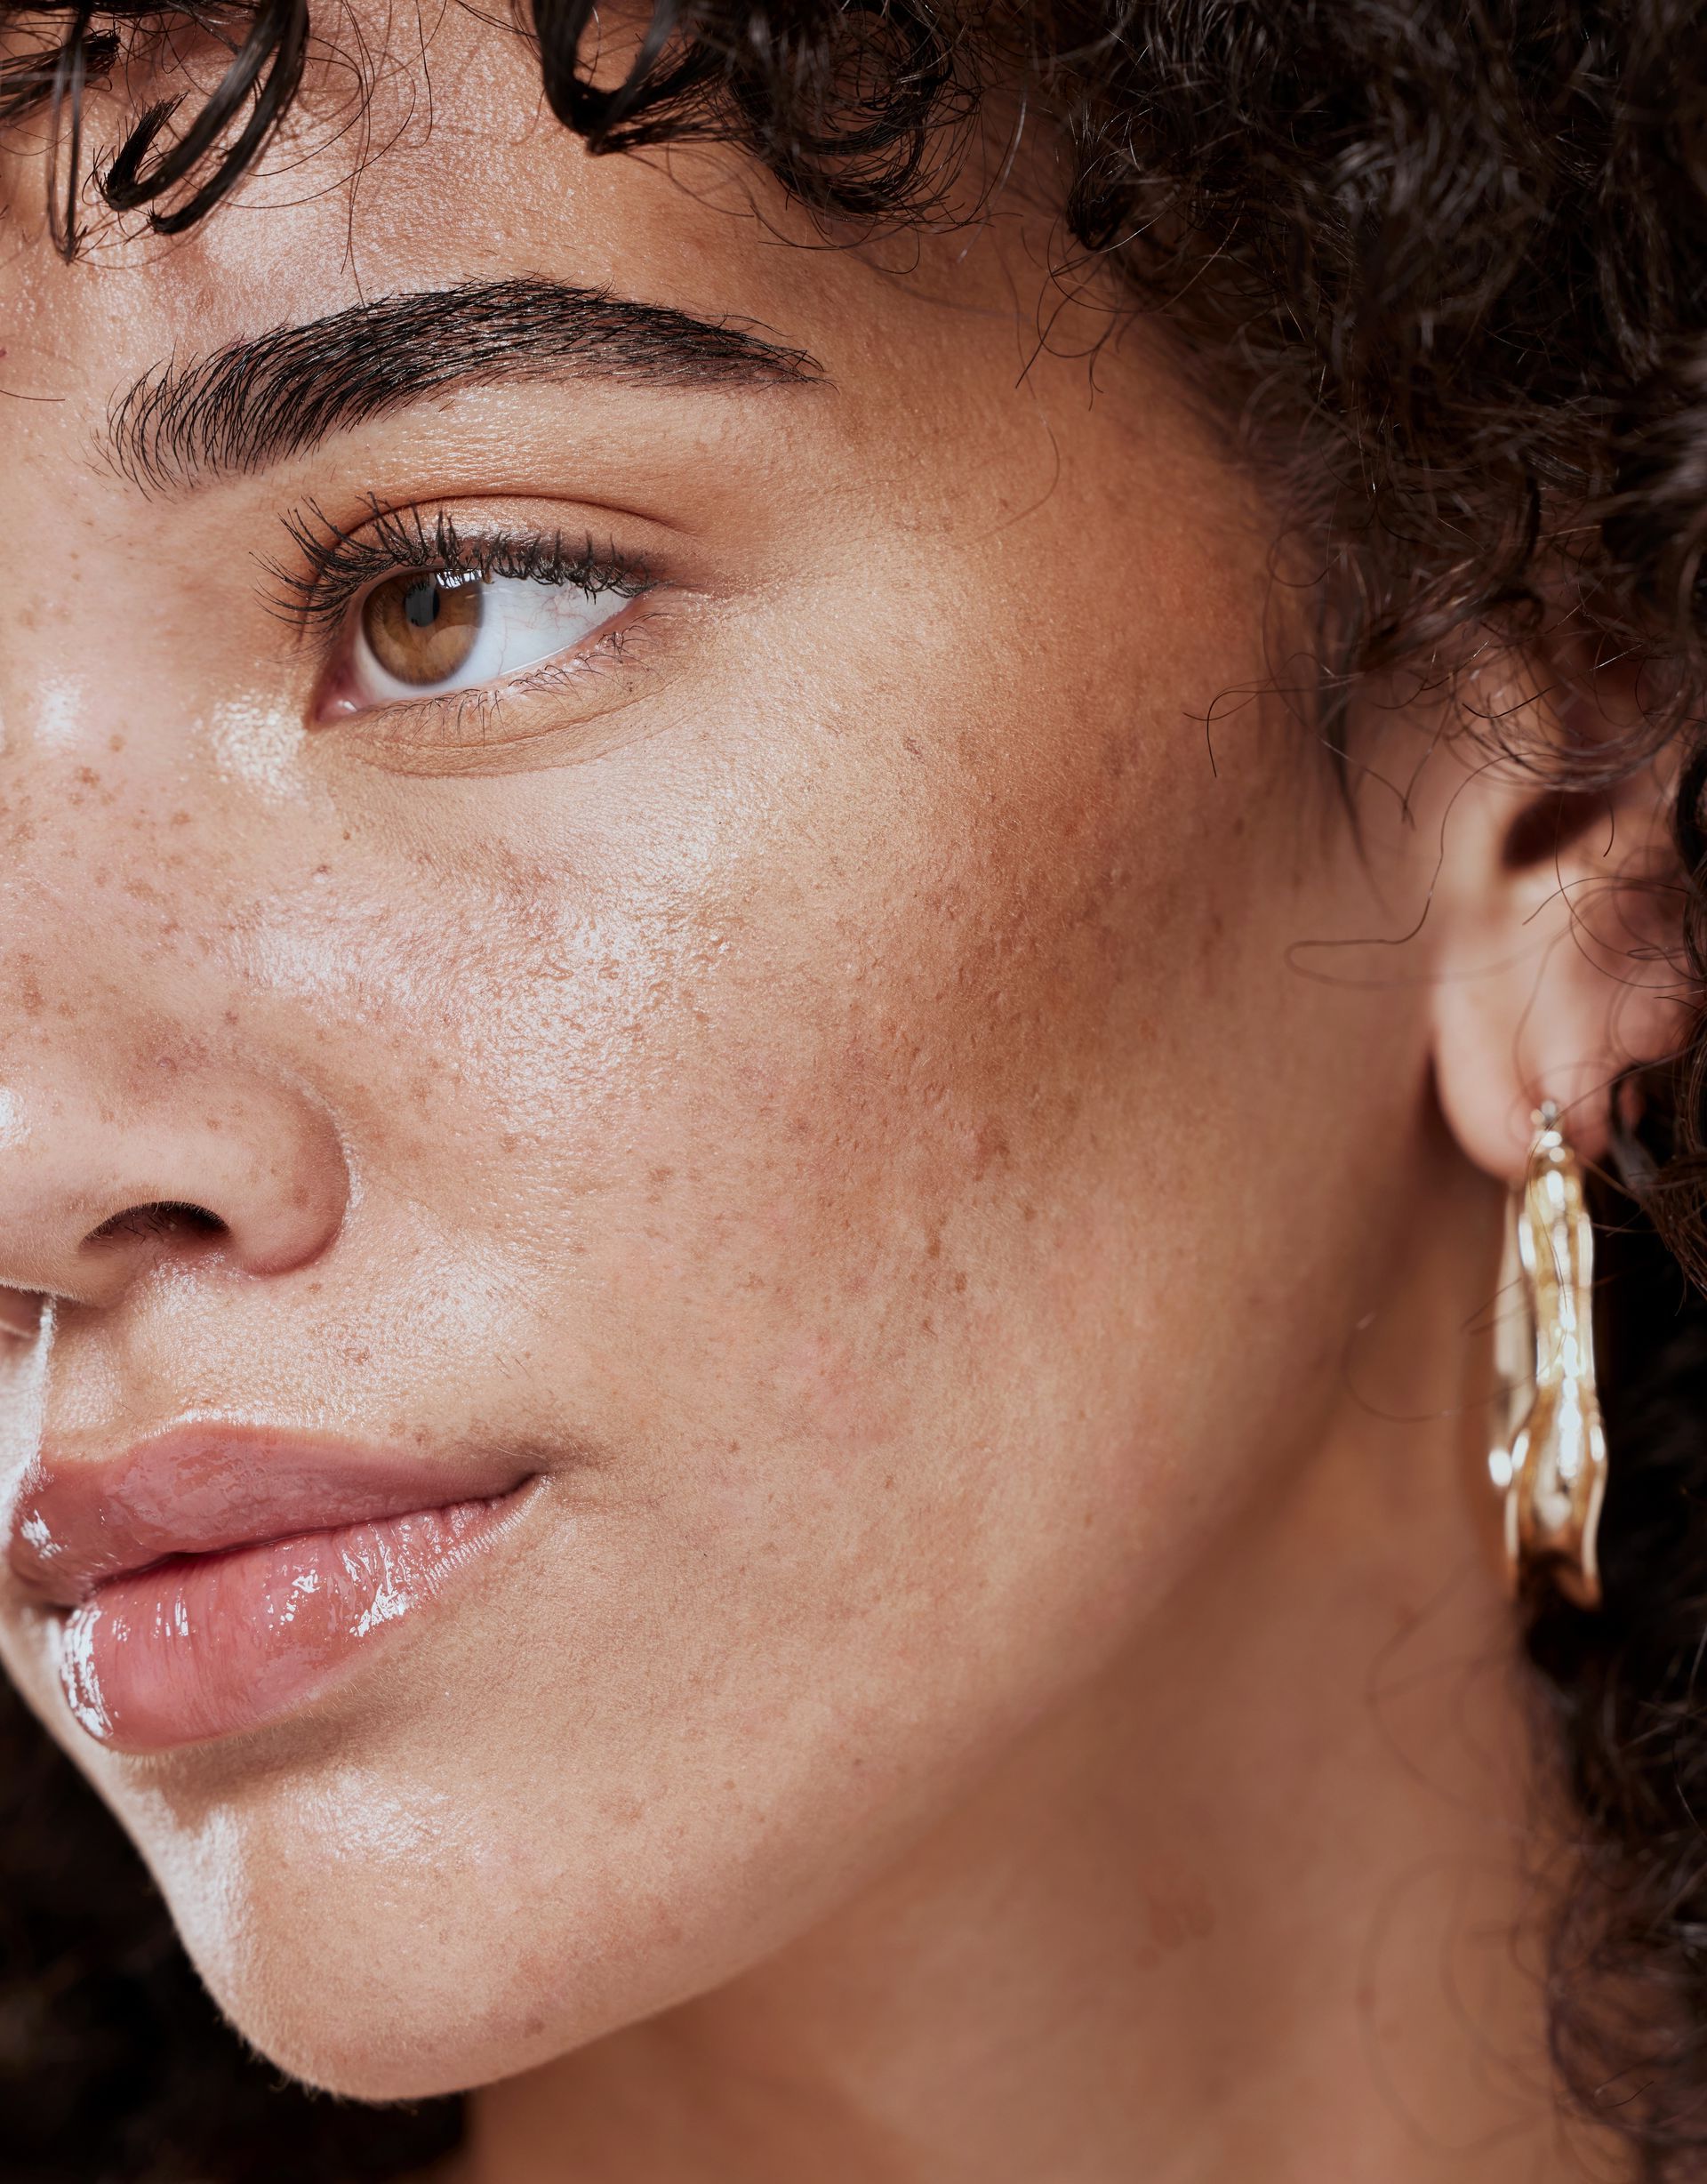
[266,497,658,639]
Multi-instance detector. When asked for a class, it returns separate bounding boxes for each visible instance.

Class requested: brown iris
[361,573,484,686]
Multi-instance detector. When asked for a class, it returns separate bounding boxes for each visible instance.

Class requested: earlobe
[1426,667,1689,1187]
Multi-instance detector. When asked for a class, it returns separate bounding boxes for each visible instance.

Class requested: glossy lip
[8,1424,537,1607]
[6,1425,541,1751]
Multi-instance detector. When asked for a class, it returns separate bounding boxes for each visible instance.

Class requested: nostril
[84,1200,228,1249]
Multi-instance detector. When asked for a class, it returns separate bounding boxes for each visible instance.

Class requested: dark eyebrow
[103,277,823,494]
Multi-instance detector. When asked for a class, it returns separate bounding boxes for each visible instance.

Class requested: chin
[116,1707,917,2102]
[155,1804,677,2100]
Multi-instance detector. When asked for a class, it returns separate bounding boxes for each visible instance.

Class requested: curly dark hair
[7,0,1707,2175]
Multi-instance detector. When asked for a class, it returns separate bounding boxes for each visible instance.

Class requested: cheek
[390,641,1218,1514]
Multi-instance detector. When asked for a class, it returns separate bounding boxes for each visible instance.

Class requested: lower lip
[55,1490,532,1752]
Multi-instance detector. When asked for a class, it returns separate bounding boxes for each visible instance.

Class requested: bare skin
[0,11,1678,2180]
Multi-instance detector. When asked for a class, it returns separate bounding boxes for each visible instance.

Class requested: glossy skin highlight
[0,14,1679,2182]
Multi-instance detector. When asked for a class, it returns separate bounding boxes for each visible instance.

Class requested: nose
[0,1056,348,1308]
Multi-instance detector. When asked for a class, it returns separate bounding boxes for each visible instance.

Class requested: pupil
[404,579,441,629]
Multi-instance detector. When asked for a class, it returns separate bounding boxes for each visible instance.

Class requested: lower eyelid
[315,591,661,735]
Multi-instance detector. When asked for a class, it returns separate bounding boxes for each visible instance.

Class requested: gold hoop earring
[1489,1103,1607,1610]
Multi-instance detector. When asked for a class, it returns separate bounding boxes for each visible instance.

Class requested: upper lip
[7,1424,536,1608]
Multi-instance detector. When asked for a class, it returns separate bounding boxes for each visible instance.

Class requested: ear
[1427,646,1692,1183]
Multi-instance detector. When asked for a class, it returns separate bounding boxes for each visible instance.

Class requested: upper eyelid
[260,500,655,635]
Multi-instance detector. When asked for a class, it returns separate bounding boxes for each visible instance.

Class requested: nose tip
[0,1069,349,1308]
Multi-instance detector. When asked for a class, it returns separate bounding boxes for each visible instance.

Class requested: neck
[458,1163,1609,2184]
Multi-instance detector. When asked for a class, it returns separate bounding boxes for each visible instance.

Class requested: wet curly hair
[7,0,1707,2175]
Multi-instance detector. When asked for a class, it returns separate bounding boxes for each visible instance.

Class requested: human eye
[270,501,658,727]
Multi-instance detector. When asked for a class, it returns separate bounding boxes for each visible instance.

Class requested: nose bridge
[0,783,349,1304]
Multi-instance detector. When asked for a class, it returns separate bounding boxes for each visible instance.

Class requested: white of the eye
[355,574,627,704]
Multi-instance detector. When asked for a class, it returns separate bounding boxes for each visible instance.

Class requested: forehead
[0,4,958,418]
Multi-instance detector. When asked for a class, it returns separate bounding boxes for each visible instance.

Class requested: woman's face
[0,12,1473,2096]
